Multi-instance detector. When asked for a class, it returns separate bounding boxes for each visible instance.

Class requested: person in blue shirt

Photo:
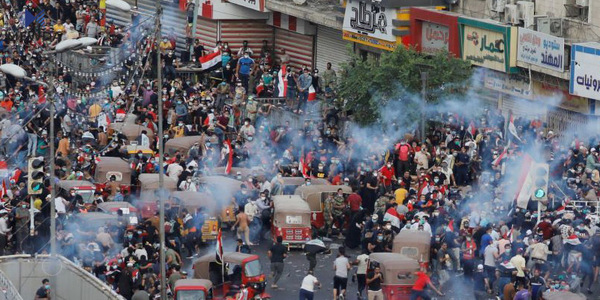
[236,51,254,91]
[296,68,312,114]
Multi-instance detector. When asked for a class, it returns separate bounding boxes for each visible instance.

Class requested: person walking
[268,236,287,289]
[354,250,369,299]
[299,270,320,300]
[366,265,384,300]
[333,247,351,300]
[409,270,444,300]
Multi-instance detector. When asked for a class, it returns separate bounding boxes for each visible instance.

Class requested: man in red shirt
[379,161,395,191]
[395,140,412,177]
[347,189,362,222]
[410,271,444,300]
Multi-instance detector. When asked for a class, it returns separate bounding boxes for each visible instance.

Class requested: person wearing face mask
[0,210,10,256]
[236,51,254,91]
[461,234,477,278]
[238,118,255,141]
[35,278,51,300]
[378,161,396,192]
[178,176,197,192]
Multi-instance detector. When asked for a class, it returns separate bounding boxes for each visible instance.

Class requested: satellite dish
[55,39,83,52]
[78,37,98,47]
[293,0,307,5]
[105,0,132,12]
[0,63,27,78]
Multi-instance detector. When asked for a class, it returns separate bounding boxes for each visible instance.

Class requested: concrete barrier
[0,254,124,300]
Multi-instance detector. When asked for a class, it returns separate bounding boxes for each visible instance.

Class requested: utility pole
[49,89,57,300]
[420,71,428,142]
[156,2,167,299]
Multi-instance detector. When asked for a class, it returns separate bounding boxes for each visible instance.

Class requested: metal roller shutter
[196,17,218,50]
[501,97,547,122]
[220,20,273,58]
[315,26,351,73]
[105,1,132,27]
[547,109,590,136]
[274,28,314,70]
[136,1,189,54]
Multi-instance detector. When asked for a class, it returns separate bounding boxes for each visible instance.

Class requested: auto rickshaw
[108,123,155,143]
[136,173,178,218]
[57,180,96,205]
[165,135,209,157]
[173,279,214,300]
[392,230,431,269]
[196,176,243,226]
[126,145,155,158]
[271,195,312,248]
[368,253,420,300]
[73,212,125,231]
[97,201,138,226]
[170,191,220,242]
[94,156,132,194]
[294,185,352,230]
[212,167,266,181]
[277,177,330,195]
[193,252,270,300]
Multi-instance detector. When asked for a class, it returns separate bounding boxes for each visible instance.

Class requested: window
[244,259,262,277]
[176,290,206,300]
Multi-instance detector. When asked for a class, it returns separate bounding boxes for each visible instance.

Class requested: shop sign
[343,0,396,42]
[570,43,600,101]
[421,22,449,54]
[342,30,396,51]
[226,0,266,11]
[462,25,507,72]
[484,70,533,99]
[517,28,564,72]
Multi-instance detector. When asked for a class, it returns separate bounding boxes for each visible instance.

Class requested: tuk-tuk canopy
[193,252,258,279]
[57,180,95,190]
[94,157,132,185]
[170,191,217,213]
[164,135,205,156]
[173,279,213,291]
[126,145,154,155]
[197,176,244,193]
[109,123,154,141]
[272,195,311,227]
[74,212,122,230]
[97,201,137,214]
[294,185,352,211]
[369,253,420,285]
[138,174,177,191]
[212,167,265,179]
[280,177,330,187]
[392,230,431,262]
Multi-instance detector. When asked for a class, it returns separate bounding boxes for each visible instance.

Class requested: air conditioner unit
[576,0,589,7]
[504,5,519,24]
[491,0,507,12]
[517,1,535,27]
[537,18,564,37]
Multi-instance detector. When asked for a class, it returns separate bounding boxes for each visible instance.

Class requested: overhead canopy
[174,279,213,290]
[369,252,420,285]
[392,230,431,262]
[94,157,131,184]
[165,135,205,156]
[57,180,95,190]
[109,123,154,141]
[138,174,177,191]
[193,252,258,279]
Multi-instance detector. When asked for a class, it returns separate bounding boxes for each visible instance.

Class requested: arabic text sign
[484,70,532,99]
[462,26,506,72]
[227,0,265,11]
[570,45,600,101]
[343,1,396,42]
[517,28,564,72]
[286,215,302,225]
[421,22,449,54]
[342,30,396,51]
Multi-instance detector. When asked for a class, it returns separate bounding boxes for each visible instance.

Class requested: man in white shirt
[139,130,150,148]
[414,146,430,171]
[167,162,184,181]
[50,194,68,215]
[299,270,320,300]
[179,176,197,192]
[354,252,369,298]
[0,210,11,255]
[244,199,258,221]
[333,247,351,300]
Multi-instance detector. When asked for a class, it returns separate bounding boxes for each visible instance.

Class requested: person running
[333,247,351,300]
[268,236,287,289]
[299,270,320,300]
[354,250,369,299]
[409,270,444,300]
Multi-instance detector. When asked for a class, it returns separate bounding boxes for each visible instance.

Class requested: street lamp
[106,1,167,299]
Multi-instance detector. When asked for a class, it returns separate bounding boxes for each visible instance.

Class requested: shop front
[268,12,316,70]
[409,7,460,57]
[458,17,518,74]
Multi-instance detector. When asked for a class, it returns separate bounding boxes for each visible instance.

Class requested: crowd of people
[0,1,599,300]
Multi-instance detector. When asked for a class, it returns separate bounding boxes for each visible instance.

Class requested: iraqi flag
[492,143,510,167]
[508,113,522,143]
[0,180,6,200]
[299,152,309,178]
[277,64,287,97]
[383,207,401,229]
[38,85,46,104]
[224,140,233,175]
[467,121,476,137]
[216,228,224,264]
[256,82,265,95]
[514,154,535,209]
[199,51,222,71]
[307,85,316,101]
